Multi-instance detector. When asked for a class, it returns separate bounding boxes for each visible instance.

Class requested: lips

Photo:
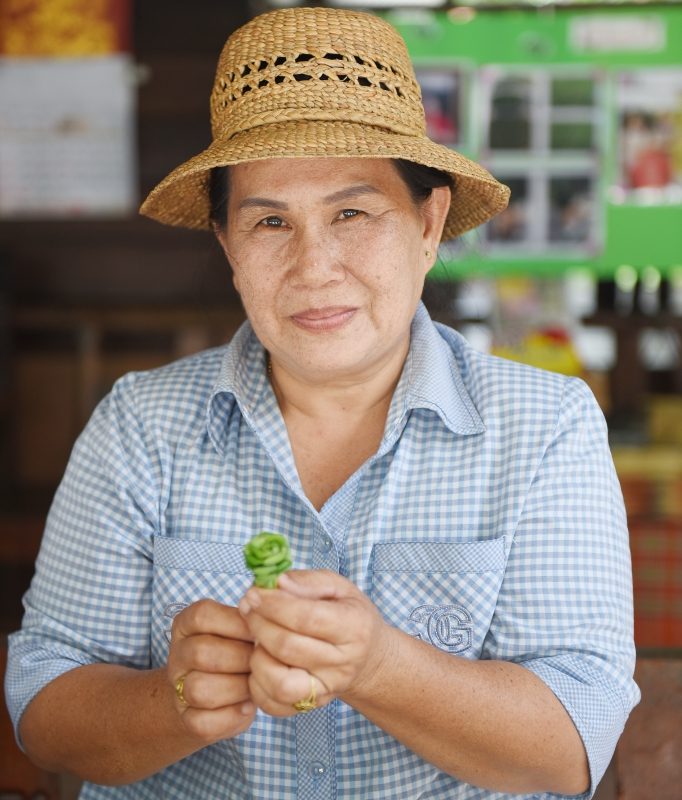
[290,306,357,332]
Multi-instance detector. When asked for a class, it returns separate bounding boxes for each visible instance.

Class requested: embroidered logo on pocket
[163,602,189,644]
[408,604,473,654]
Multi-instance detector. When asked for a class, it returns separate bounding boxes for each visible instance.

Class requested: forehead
[228,157,407,200]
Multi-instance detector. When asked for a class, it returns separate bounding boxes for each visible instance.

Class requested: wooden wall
[0,2,258,628]
[0,0,252,307]
[0,4,256,793]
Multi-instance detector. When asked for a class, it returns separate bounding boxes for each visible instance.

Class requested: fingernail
[241,701,255,715]
[239,597,251,616]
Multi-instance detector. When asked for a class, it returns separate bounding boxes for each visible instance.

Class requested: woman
[5,7,638,799]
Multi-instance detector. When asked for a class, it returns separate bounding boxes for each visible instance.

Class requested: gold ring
[175,674,188,706]
[292,675,317,713]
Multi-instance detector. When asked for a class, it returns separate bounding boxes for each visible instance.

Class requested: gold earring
[425,250,431,258]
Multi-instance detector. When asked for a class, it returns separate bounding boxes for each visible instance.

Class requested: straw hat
[140,6,509,241]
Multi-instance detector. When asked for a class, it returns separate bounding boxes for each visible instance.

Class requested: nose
[288,227,344,289]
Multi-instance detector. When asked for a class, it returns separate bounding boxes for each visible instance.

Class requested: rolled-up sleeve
[4,373,159,745]
[483,377,640,797]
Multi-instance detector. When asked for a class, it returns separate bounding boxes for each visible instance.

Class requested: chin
[295,350,370,375]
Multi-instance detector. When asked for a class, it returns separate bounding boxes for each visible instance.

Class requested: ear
[421,185,451,254]
[214,226,241,294]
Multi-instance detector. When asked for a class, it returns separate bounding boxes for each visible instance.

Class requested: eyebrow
[324,183,382,204]
[237,183,382,212]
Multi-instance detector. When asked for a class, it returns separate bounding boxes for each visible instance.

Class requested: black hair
[207,158,454,231]
[208,165,230,231]
[392,158,454,207]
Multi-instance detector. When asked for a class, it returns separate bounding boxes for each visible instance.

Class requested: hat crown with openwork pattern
[210,7,425,140]
[139,6,510,239]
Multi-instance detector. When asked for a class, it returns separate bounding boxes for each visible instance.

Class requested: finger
[181,701,256,742]
[180,671,251,711]
[172,635,253,675]
[251,643,331,697]
[245,611,336,670]
[241,587,360,645]
[248,668,300,718]
[277,570,349,600]
[173,599,254,643]
[249,646,331,716]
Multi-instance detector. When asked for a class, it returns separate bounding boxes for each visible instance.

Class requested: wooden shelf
[582,312,682,419]
[0,515,45,565]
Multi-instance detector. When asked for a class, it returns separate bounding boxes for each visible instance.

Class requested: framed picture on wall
[415,68,462,147]
[479,67,602,254]
[615,70,682,203]
[483,172,598,253]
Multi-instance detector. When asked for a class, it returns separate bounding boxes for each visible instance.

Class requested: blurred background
[0,1,680,797]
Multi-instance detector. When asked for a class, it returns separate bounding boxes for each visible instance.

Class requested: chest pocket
[151,535,252,665]
[369,537,507,660]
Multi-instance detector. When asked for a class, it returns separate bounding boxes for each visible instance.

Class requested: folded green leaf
[243,531,292,588]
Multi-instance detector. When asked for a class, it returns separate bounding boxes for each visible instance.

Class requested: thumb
[277,569,349,601]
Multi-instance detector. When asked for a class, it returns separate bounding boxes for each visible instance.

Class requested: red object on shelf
[630,518,682,648]
[620,477,657,518]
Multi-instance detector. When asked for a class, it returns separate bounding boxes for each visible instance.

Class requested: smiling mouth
[290,306,357,332]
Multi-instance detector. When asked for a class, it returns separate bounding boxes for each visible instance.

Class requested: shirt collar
[207,301,485,457]
[213,320,268,413]
[206,321,276,457]
[382,302,485,446]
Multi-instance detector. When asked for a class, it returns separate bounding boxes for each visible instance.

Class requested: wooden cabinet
[9,305,244,488]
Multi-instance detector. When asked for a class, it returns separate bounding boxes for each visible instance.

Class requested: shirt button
[319,534,333,553]
[309,760,327,778]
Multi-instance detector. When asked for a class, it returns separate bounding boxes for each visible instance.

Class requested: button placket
[309,759,327,786]
[315,525,338,571]
[294,526,337,798]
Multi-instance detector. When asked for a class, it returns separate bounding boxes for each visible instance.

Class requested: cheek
[233,268,278,322]
[236,272,258,306]
[363,230,423,296]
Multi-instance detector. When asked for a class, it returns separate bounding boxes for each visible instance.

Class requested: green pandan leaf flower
[243,531,292,589]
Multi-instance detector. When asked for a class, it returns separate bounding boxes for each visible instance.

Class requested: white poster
[570,15,666,54]
[615,69,682,203]
[0,54,136,217]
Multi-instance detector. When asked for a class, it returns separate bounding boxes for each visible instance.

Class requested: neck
[268,339,409,424]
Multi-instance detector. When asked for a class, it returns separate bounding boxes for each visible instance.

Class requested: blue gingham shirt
[6,302,639,799]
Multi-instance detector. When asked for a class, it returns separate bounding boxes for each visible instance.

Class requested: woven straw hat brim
[140,120,510,241]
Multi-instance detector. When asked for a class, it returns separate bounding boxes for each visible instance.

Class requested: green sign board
[387,5,682,279]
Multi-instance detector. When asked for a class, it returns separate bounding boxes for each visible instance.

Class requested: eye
[338,209,360,220]
[259,215,285,227]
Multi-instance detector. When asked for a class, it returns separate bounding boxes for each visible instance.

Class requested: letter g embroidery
[409,604,473,654]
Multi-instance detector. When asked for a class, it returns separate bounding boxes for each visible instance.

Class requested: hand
[239,570,393,717]
[167,599,257,742]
